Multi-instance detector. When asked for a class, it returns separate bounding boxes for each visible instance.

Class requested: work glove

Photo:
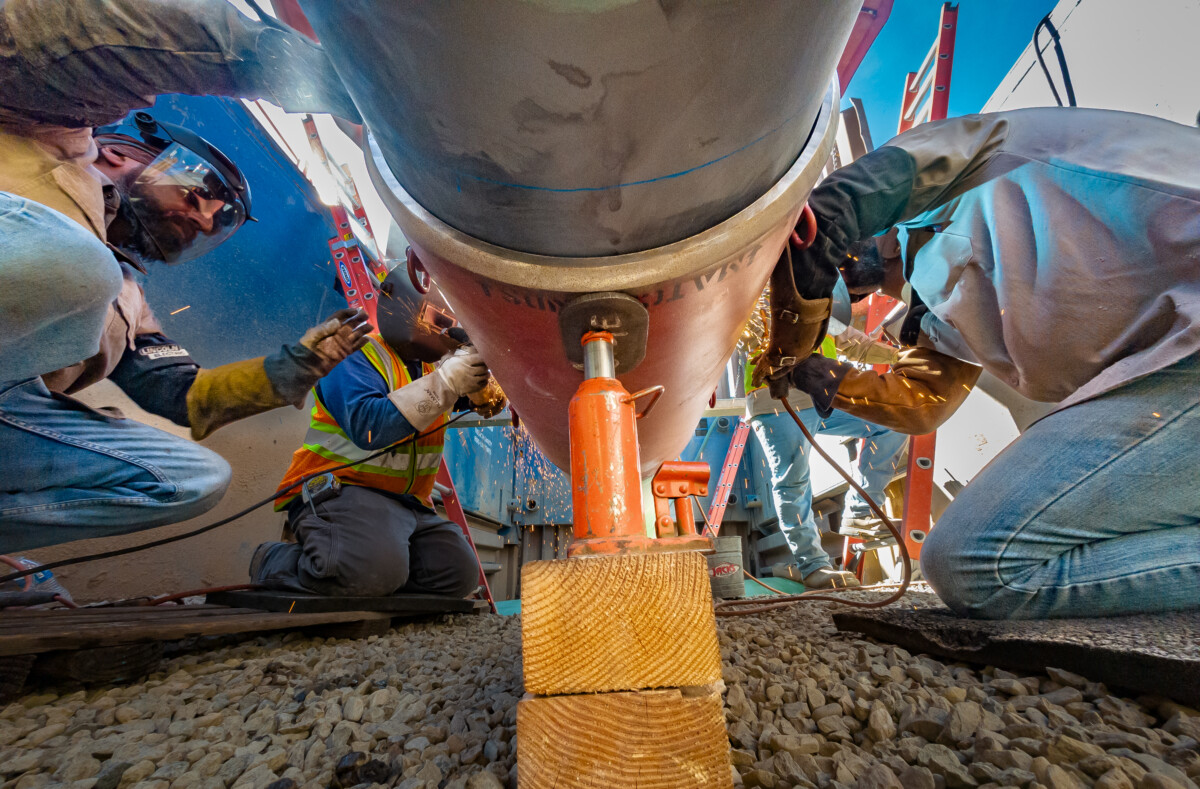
[787,354,854,418]
[750,231,840,393]
[263,308,372,406]
[387,346,489,431]
[789,345,983,434]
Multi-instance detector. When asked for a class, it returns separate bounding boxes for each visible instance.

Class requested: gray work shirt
[886,108,1200,412]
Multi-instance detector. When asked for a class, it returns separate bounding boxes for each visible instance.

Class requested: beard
[106,189,167,266]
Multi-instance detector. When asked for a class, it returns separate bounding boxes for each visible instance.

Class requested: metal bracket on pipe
[558,292,649,374]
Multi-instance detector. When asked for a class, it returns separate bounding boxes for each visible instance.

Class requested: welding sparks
[169,306,191,315]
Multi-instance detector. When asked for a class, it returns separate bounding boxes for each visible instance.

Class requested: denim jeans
[0,192,122,381]
[922,353,1200,619]
[0,378,231,552]
[750,409,908,577]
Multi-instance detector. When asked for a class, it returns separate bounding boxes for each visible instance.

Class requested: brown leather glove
[298,308,372,375]
[263,308,372,406]
[790,345,983,434]
[751,241,833,391]
[186,358,287,440]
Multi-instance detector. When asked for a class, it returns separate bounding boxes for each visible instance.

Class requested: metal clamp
[559,292,650,374]
[651,461,710,538]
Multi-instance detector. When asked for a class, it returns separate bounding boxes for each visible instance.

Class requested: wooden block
[522,552,721,695]
[517,688,732,789]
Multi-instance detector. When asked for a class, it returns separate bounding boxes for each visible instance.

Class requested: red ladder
[435,461,498,614]
[705,418,751,532]
[888,1,958,560]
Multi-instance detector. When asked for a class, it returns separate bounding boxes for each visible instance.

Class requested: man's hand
[788,353,853,417]
[264,308,371,406]
[298,308,372,376]
[388,345,490,431]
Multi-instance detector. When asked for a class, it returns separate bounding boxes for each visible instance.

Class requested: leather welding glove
[788,345,982,433]
[262,308,372,406]
[388,346,489,431]
[185,308,370,439]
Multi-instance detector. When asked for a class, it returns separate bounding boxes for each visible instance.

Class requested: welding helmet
[94,111,252,264]
[376,251,462,363]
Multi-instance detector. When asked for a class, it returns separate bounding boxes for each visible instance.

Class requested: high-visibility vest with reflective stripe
[274,334,446,510]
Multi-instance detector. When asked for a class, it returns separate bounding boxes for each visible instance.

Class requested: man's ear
[95,146,127,168]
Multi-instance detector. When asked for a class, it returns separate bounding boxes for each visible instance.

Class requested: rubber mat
[206,590,475,615]
[833,607,1200,705]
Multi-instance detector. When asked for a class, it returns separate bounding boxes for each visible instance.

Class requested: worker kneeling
[757,107,1200,619]
[252,269,504,598]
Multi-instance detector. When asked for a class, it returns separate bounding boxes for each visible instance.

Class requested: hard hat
[94,111,252,264]
[375,253,463,363]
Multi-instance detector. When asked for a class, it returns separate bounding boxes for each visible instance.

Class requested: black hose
[1033,14,1077,108]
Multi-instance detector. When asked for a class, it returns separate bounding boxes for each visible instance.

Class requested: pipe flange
[559,292,649,373]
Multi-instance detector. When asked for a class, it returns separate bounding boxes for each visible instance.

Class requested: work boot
[772,562,860,589]
[249,542,282,583]
[842,513,883,530]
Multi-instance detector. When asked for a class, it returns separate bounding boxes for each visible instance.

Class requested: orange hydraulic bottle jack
[567,331,712,557]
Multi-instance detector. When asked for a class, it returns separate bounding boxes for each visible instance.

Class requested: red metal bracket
[651,461,710,538]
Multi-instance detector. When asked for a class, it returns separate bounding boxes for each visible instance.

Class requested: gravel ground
[2,590,1198,789]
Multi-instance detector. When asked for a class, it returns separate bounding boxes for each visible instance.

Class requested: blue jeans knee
[169,445,232,520]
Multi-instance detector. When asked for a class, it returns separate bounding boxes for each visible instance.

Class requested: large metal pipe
[299,0,861,256]
[368,84,837,475]
[298,1,853,473]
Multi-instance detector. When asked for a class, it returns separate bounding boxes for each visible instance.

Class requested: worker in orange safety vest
[253,268,506,598]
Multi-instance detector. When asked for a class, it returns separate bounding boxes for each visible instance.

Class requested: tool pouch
[751,244,832,390]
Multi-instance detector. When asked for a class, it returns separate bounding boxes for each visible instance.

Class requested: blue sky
[844,0,1059,145]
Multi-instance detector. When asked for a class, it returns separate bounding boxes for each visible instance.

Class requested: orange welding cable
[714,396,912,616]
